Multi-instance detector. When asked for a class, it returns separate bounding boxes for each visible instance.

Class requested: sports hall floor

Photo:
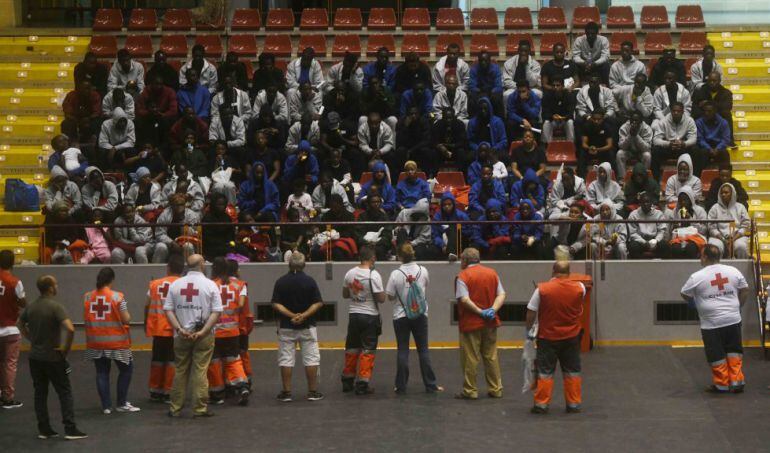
[1,346,770,452]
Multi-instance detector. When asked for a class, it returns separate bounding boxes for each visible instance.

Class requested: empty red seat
[644,32,672,55]
[300,8,328,30]
[401,8,430,30]
[540,33,568,55]
[231,8,261,30]
[298,35,326,56]
[195,35,223,58]
[572,6,600,28]
[684,57,698,78]
[159,35,189,58]
[263,35,292,57]
[538,7,567,29]
[88,35,118,58]
[266,8,294,30]
[641,6,670,29]
[366,35,396,56]
[436,8,465,30]
[334,8,362,30]
[195,17,225,30]
[701,169,719,192]
[436,34,465,54]
[504,7,532,30]
[546,141,577,165]
[607,6,635,28]
[228,34,258,58]
[679,32,707,54]
[470,8,498,30]
[506,34,534,55]
[167,60,183,72]
[676,5,705,28]
[470,34,499,55]
[332,35,361,57]
[162,8,192,31]
[93,8,122,31]
[435,172,466,189]
[124,35,153,58]
[401,34,430,57]
[610,33,639,55]
[128,9,157,31]
[368,8,397,30]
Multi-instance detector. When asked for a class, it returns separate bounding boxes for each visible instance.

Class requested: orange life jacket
[84,287,130,350]
[231,277,253,335]
[146,276,179,337]
[456,265,502,333]
[214,277,241,338]
[537,279,585,341]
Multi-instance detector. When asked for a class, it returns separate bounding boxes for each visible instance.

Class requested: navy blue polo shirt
[271,271,323,329]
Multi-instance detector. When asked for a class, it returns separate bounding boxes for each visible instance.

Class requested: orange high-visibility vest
[231,278,254,336]
[456,265,502,333]
[537,279,585,341]
[214,278,240,338]
[146,276,179,338]
[84,288,130,350]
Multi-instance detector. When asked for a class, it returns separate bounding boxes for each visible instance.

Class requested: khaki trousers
[459,327,502,398]
[170,333,215,415]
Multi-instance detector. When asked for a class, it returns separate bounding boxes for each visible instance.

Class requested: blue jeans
[393,315,439,392]
[94,358,133,409]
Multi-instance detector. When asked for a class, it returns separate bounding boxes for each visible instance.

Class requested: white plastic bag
[521,323,538,394]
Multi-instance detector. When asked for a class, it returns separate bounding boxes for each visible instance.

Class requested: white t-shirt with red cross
[344,266,383,316]
[681,264,748,330]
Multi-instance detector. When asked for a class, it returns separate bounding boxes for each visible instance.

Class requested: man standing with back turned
[454,247,506,400]
[526,261,586,414]
[681,244,749,393]
[0,249,26,409]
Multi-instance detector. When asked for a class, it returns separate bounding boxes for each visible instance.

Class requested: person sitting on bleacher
[394,198,435,260]
[472,198,511,260]
[653,71,692,121]
[136,76,178,148]
[704,164,748,211]
[209,106,247,165]
[666,186,708,259]
[251,53,287,97]
[587,162,624,214]
[692,73,734,146]
[44,166,82,217]
[98,107,135,170]
[356,162,396,215]
[510,199,545,260]
[80,166,119,216]
[541,43,578,92]
[288,81,323,125]
[322,82,361,129]
[578,109,615,177]
[689,45,723,92]
[110,202,159,264]
[217,52,250,93]
[287,47,325,95]
[75,51,109,96]
[468,164,507,220]
[170,106,209,156]
[506,80,541,141]
[209,141,241,205]
[107,49,145,97]
[589,200,628,259]
[282,140,320,192]
[161,164,205,213]
[468,51,504,117]
[396,107,432,177]
[503,40,541,105]
[628,191,669,259]
[101,87,134,120]
[468,97,507,163]
[356,194,394,260]
[145,50,178,91]
[615,74,654,125]
[357,112,396,177]
[467,142,493,186]
[170,132,209,180]
[541,77,575,143]
[432,107,470,170]
[572,22,611,85]
[364,47,397,93]
[547,165,587,228]
[548,201,588,260]
[623,162,660,216]
[124,166,162,221]
[395,161,431,210]
[400,81,433,119]
[250,130,281,183]
[237,161,280,221]
[433,43,470,93]
[311,194,357,261]
[609,41,647,97]
[154,193,201,259]
[177,68,211,121]
[394,52,433,99]
[61,80,102,149]
[576,74,618,130]
[651,102,699,180]
[649,48,686,88]
[179,44,218,95]
[44,200,86,264]
[319,114,357,177]
[510,130,547,183]
[252,85,289,128]
[696,100,732,167]
[313,172,353,214]
[664,154,703,204]
[286,112,320,156]
[327,52,363,95]
[211,74,253,124]
[707,182,750,259]
[360,76,398,132]
[616,111,653,178]
[431,191,472,261]
[251,106,288,155]
[510,168,546,215]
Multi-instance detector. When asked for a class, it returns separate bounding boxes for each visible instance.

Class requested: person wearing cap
[125,167,162,221]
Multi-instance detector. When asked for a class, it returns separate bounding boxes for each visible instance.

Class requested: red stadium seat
[572,6,600,28]
[162,8,192,31]
[159,35,189,58]
[332,35,362,57]
[242,60,255,80]
[124,35,153,58]
[368,8,397,30]
[470,34,499,56]
[398,172,427,182]
[231,8,261,30]
[644,32,672,55]
[334,8,362,30]
[610,33,639,55]
[167,60,183,72]
[679,32,707,54]
[607,6,635,28]
[88,35,118,58]
[436,8,465,30]
[263,35,292,57]
[266,8,294,30]
[298,35,327,56]
[436,172,466,188]
[228,35,258,58]
[506,34,534,55]
[641,6,670,29]
[360,172,373,185]
[195,35,223,58]
[367,35,396,56]
[538,7,567,29]
[546,141,577,165]
[401,34,430,57]
[701,169,719,192]
[684,57,698,78]
[661,169,676,190]
[540,33,569,55]
[196,17,225,30]
[300,8,328,30]
[436,34,465,54]
[401,8,430,30]
[128,9,157,31]
[93,8,122,31]
[470,8,498,30]
[274,60,288,73]
[676,5,705,28]
[504,7,533,30]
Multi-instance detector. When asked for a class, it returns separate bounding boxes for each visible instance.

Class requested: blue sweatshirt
[363,62,397,92]
[399,87,434,118]
[237,161,280,219]
[469,178,507,215]
[506,89,541,126]
[468,98,507,156]
[475,198,511,248]
[282,141,320,185]
[431,192,473,249]
[696,114,731,151]
[509,168,545,210]
[177,83,211,119]
[469,63,503,95]
[512,199,543,242]
[396,177,431,208]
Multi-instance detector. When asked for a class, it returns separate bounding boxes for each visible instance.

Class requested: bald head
[187,254,204,271]
[553,261,570,277]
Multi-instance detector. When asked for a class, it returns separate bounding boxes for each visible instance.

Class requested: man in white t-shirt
[681,244,749,393]
[342,246,385,395]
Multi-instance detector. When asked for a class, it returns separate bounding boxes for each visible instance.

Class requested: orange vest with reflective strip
[0,270,21,327]
[231,278,253,335]
[536,279,585,341]
[84,288,130,350]
[456,265,502,333]
[146,276,179,338]
[214,278,240,338]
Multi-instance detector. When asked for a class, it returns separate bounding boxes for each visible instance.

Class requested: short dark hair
[584,21,599,32]
[670,101,685,110]
[591,107,606,116]
[701,100,716,110]
[518,40,531,49]
[292,178,306,191]
[227,259,239,278]
[621,40,634,49]
[212,257,229,280]
[719,163,733,172]
[359,245,376,262]
[0,250,14,269]
[703,244,722,262]
[167,254,185,275]
[192,44,205,54]
[36,275,56,294]
[117,48,130,59]
[329,193,344,206]
[516,79,530,88]
[447,43,460,51]
[96,267,115,289]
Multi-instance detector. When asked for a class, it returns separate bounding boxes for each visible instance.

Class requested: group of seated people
[45,21,746,264]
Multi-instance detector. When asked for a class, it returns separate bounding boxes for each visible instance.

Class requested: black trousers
[345,313,380,353]
[629,240,670,259]
[702,322,743,364]
[151,336,175,362]
[29,358,76,432]
[536,335,582,377]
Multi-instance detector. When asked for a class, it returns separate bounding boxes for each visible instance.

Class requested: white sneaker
[103,409,111,415]
[115,402,141,413]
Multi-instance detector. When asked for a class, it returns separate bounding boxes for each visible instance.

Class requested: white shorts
[278,327,321,368]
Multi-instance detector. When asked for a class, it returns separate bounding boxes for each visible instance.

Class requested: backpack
[4,179,40,212]
[395,268,427,320]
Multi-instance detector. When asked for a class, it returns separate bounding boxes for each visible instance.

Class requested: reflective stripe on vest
[84,288,130,350]
[146,276,178,337]
[215,279,241,338]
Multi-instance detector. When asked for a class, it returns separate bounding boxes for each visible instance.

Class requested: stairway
[0,34,88,263]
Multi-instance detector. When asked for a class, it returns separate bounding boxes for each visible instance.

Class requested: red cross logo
[0,281,5,296]
[180,283,199,303]
[157,281,171,299]
[220,284,235,307]
[90,296,111,320]
[710,273,729,291]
